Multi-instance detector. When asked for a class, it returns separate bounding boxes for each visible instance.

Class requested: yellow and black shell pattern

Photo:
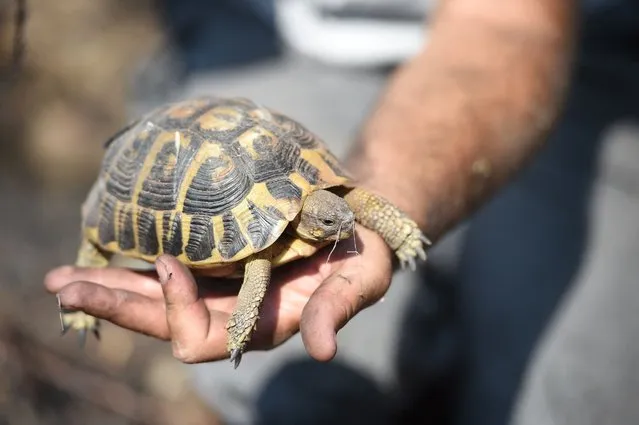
[80,97,352,268]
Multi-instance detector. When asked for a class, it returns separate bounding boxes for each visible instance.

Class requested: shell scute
[182,151,252,216]
[161,212,184,257]
[116,203,136,251]
[136,209,159,256]
[219,211,248,260]
[97,193,117,246]
[157,97,222,130]
[265,178,303,200]
[243,200,286,252]
[185,215,216,262]
[106,125,161,203]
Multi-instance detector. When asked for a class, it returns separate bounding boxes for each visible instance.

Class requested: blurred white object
[275,0,436,67]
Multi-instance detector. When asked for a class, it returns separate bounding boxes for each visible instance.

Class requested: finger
[45,265,162,299]
[156,255,229,363]
[300,250,392,362]
[57,281,169,339]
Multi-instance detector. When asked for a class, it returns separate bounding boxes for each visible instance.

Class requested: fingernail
[156,257,171,284]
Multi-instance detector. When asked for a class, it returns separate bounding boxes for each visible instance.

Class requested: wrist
[346,152,431,233]
[344,55,470,235]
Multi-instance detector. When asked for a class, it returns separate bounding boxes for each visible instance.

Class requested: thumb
[156,255,211,360]
[300,263,391,362]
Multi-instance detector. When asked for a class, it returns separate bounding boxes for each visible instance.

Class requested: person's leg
[394,60,624,425]
[453,94,602,425]
[254,359,393,425]
[510,129,639,424]
[509,34,639,425]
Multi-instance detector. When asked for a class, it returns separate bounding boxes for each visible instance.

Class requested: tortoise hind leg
[344,187,431,270]
[59,238,109,346]
[225,249,273,369]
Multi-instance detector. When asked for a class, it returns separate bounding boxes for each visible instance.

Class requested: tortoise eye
[321,218,335,226]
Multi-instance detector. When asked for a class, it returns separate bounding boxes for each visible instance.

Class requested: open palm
[45,225,394,364]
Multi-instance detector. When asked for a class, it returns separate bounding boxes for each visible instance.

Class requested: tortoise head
[293,189,354,242]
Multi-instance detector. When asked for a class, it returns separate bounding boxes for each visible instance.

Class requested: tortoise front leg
[344,187,431,270]
[225,248,273,369]
[59,238,108,345]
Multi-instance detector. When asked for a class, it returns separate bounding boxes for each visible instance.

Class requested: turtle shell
[81,96,353,269]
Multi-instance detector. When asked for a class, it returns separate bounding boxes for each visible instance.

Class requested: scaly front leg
[225,248,273,369]
[344,187,431,270]
[59,238,108,345]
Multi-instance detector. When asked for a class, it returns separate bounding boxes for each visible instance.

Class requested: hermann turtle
[60,96,430,368]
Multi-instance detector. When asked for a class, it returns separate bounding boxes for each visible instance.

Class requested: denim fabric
[393,18,639,425]
[157,0,280,72]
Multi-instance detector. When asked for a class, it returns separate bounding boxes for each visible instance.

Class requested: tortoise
[60,96,430,368]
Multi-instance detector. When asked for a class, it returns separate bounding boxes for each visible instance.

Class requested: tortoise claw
[407,256,416,272]
[78,329,87,348]
[230,349,242,369]
[416,245,427,261]
[420,234,432,246]
[396,223,430,271]
[58,307,100,346]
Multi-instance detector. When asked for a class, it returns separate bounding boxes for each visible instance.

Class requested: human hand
[45,225,393,363]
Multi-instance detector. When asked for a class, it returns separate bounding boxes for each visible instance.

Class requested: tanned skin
[45,0,578,364]
[347,0,578,239]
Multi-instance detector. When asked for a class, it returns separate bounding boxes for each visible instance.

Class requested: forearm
[346,1,578,240]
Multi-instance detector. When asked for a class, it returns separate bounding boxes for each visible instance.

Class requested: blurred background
[1,0,638,424]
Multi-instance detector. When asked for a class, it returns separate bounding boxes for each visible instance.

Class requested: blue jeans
[393,41,639,425]
[157,0,279,72]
